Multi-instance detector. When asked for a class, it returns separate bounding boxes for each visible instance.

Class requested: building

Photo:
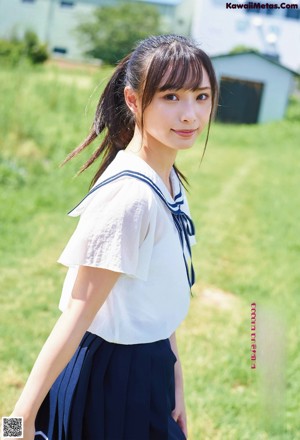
[172,0,195,36]
[212,51,298,124]
[1,0,299,71]
[0,0,182,60]
[191,0,300,72]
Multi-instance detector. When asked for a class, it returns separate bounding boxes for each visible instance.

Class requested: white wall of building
[0,0,49,42]
[0,0,94,59]
[0,0,182,60]
[191,0,300,72]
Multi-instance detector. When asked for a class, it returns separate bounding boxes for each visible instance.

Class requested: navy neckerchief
[69,170,196,289]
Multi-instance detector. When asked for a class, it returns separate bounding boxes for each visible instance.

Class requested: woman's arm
[169,331,188,438]
[10,266,120,433]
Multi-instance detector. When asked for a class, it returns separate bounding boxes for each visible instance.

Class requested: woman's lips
[172,129,198,137]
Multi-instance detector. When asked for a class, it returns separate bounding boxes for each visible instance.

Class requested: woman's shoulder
[94,173,156,204]
[69,158,158,218]
[78,176,157,224]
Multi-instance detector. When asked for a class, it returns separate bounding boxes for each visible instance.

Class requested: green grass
[0,63,299,439]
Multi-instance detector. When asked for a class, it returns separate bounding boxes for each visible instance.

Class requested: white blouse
[57,150,196,344]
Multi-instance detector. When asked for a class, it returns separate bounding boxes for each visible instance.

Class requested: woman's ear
[124,86,140,115]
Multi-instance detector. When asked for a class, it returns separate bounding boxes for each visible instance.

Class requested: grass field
[0,63,300,439]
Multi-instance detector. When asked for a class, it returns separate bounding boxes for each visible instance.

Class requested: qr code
[1,417,23,438]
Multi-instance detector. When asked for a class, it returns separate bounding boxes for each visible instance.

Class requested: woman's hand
[21,422,35,440]
[169,332,188,439]
[172,380,188,438]
[8,412,35,440]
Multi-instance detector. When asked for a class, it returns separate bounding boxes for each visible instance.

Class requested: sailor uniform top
[57,150,196,344]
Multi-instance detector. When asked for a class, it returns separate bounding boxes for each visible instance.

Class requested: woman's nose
[180,103,197,123]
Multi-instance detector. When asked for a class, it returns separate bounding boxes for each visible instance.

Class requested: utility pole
[45,0,56,47]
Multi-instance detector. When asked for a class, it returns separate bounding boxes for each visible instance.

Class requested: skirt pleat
[67,334,106,440]
[120,344,152,440]
[34,332,186,440]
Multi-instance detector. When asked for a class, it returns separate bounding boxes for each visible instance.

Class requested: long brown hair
[62,35,219,188]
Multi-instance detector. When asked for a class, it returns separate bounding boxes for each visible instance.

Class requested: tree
[230,45,259,54]
[76,2,161,65]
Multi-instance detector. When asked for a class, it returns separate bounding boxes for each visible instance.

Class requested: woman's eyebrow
[196,86,211,90]
[158,86,212,91]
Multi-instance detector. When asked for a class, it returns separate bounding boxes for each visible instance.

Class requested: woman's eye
[164,94,178,101]
[197,93,209,101]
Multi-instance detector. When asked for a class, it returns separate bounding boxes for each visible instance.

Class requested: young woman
[10,34,218,440]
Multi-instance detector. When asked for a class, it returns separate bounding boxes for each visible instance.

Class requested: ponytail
[61,54,135,188]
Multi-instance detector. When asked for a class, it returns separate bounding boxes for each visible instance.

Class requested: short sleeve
[57,178,158,281]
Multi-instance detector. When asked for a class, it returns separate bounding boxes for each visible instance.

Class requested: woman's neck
[125,127,177,193]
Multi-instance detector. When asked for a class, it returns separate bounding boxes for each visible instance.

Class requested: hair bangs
[141,44,206,111]
[158,55,204,92]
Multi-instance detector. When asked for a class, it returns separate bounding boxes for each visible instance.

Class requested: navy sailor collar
[69,150,183,217]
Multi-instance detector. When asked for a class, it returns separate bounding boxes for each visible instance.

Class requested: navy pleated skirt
[34,331,186,440]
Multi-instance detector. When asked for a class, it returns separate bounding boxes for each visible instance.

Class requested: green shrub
[0,39,24,65]
[23,30,48,64]
[0,31,48,65]
[286,95,300,122]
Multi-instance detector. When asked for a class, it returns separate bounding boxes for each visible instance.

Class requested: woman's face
[141,68,212,153]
